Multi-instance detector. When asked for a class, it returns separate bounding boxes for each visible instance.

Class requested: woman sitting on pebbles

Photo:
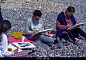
[56,6,86,46]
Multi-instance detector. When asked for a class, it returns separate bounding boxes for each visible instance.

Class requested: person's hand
[80,22,84,26]
[33,30,39,34]
[67,24,72,28]
[81,24,84,26]
[13,48,18,53]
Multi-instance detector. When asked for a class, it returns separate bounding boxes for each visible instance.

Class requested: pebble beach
[1,0,86,57]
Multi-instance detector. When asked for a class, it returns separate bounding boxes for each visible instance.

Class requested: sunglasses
[35,17,40,20]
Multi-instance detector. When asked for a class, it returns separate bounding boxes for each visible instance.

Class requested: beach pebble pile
[1,0,86,57]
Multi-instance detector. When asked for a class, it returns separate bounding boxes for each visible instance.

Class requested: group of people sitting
[0,6,86,57]
[26,6,86,46]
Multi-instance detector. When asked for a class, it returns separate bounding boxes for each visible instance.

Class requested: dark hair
[67,6,75,13]
[33,10,42,17]
[0,20,11,35]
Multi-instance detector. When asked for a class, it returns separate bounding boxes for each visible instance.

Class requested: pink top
[56,14,78,31]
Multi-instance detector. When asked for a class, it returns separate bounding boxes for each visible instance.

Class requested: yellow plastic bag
[10,32,23,39]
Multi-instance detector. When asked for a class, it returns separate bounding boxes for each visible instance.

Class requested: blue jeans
[28,34,54,46]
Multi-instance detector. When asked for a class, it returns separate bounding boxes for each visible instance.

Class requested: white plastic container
[22,36,25,43]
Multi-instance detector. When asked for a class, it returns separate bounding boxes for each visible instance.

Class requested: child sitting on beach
[0,20,18,57]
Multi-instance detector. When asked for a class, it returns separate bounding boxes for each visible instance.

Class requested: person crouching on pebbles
[56,6,86,46]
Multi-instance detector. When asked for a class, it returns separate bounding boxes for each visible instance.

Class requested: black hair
[33,10,42,17]
[0,20,11,35]
[67,6,75,13]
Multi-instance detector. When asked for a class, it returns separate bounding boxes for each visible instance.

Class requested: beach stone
[67,50,70,53]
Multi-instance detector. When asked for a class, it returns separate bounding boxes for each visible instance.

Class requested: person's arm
[56,19,68,30]
[25,18,34,34]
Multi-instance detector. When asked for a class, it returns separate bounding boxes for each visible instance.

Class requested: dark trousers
[67,28,86,42]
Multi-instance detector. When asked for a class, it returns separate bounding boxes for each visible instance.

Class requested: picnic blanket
[8,31,57,43]
[8,37,34,43]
